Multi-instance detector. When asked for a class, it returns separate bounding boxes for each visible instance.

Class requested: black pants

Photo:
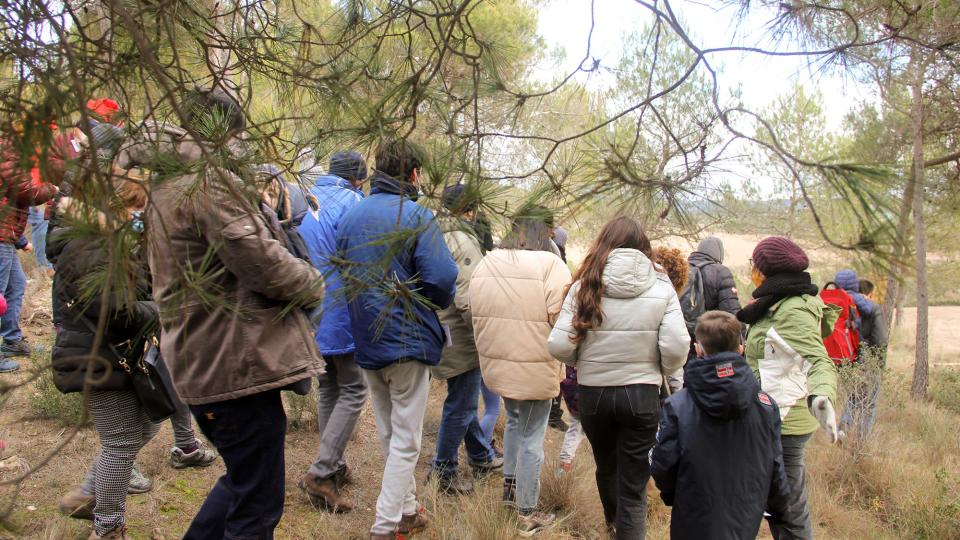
[185,390,287,540]
[580,384,660,540]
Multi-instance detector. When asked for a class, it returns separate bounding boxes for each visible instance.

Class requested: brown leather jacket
[118,125,325,405]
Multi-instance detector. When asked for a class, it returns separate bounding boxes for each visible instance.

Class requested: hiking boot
[517,511,555,537]
[88,525,127,540]
[470,455,504,478]
[435,474,474,495]
[0,340,30,358]
[58,487,94,520]
[397,506,429,535]
[0,358,19,373]
[170,442,218,469]
[333,464,354,489]
[128,467,153,494]
[299,473,353,513]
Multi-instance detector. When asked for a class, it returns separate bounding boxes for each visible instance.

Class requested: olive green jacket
[431,217,484,380]
[744,294,840,436]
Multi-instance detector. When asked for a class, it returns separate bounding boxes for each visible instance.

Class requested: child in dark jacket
[651,311,790,540]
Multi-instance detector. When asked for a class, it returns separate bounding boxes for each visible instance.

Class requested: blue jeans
[480,380,501,442]
[0,243,26,343]
[27,206,52,270]
[185,390,286,540]
[502,398,551,511]
[431,368,494,476]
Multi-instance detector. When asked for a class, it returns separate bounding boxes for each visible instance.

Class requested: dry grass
[1,265,960,539]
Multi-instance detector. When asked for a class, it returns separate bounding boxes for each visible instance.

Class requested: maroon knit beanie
[752,236,809,276]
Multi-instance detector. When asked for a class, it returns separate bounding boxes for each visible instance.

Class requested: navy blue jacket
[298,174,364,355]
[651,351,790,540]
[335,172,457,370]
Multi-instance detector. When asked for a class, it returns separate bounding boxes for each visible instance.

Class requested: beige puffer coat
[470,249,572,401]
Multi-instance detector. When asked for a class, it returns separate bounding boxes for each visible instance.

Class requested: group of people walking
[0,86,889,540]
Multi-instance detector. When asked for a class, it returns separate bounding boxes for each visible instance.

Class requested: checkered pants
[85,390,160,535]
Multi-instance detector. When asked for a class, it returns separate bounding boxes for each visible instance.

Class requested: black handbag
[80,316,177,422]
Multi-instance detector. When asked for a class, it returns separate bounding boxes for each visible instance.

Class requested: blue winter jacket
[298,174,364,355]
[335,172,457,370]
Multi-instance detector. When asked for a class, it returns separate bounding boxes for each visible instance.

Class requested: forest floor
[1,244,959,539]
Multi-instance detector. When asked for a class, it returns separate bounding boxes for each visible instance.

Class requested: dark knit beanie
[752,236,809,275]
[441,184,477,213]
[328,151,368,181]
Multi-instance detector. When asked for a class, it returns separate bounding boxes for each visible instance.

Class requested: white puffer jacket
[548,248,690,387]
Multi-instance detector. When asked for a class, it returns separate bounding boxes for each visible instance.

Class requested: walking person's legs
[87,390,160,536]
[612,384,660,540]
[479,380,501,443]
[184,390,287,540]
[579,386,619,528]
[512,399,551,512]
[303,354,366,511]
[27,206,52,271]
[431,367,495,490]
[769,433,814,540]
[501,397,521,506]
[559,414,585,470]
[365,362,431,537]
[0,243,27,358]
[169,394,217,469]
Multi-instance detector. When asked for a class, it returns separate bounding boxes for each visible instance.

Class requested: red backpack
[820,283,861,366]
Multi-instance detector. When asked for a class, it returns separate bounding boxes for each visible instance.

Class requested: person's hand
[22,242,32,253]
[810,395,839,443]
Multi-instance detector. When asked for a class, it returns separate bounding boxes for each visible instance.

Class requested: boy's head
[375,138,422,184]
[860,278,875,298]
[694,311,743,357]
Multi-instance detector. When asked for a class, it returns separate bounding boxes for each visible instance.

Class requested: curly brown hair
[652,247,689,294]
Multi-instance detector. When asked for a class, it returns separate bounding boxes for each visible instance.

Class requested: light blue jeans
[0,243,26,343]
[27,206,52,270]
[502,398,551,511]
[480,380,501,442]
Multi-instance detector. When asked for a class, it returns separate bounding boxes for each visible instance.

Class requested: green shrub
[27,367,87,426]
[931,369,960,415]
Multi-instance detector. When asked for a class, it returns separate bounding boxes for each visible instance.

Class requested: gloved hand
[809,395,839,443]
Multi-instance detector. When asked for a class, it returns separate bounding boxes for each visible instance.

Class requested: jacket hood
[310,173,357,191]
[370,171,419,200]
[834,268,859,292]
[694,236,724,263]
[684,351,758,420]
[602,248,658,299]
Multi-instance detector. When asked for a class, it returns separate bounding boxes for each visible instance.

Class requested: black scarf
[737,272,819,325]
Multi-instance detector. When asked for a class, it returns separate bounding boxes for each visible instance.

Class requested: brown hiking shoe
[333,464,354,489]
[88,525,127,540]
[59,487,95,520]
[299,473,353,513]
[397,506,429,535]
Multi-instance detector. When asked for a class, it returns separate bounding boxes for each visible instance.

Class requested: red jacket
[0,135,69,243]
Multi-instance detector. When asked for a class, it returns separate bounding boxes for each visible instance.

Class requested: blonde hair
[114,168,148,211]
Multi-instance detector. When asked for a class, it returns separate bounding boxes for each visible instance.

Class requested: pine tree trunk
[882,178,914,330]
[909,50,929,400]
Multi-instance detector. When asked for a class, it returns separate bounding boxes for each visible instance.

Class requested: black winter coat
[688,251,741,316]
[48,216,158,393]
[651,351,790,540]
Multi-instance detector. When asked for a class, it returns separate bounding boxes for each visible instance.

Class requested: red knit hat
[751,236,809,275]
[86,98,121,124]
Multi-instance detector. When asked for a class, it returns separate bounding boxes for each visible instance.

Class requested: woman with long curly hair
[548,217,689,539]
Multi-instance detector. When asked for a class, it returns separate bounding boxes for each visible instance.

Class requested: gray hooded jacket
[548,248,690,387]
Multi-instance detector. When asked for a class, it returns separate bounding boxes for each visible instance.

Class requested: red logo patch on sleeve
[716,362,734,378]
[758,393,772,405]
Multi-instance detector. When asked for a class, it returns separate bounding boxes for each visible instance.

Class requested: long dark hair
[500,216,553,252]
[570,217,652,344]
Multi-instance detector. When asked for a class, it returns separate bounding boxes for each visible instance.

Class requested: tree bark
[881,174,914,330]
[909,49,929,401]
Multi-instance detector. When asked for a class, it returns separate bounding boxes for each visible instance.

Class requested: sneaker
[58,487,94,520]
[333,464,354,489]
[517,511,555,537]
[435,474,474,495]
[0,340,31,358]
[299,473,353,513]
[128,467,153,494]
[397,506,429,535]
[88,525,127,540]
[170,443,218,469]
[0,358,19,373]
[470,455,503,477]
